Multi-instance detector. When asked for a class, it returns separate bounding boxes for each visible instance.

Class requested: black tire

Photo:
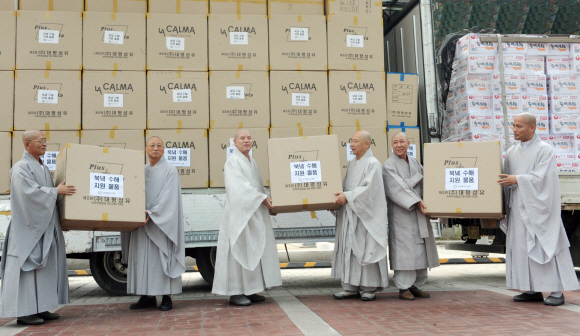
[89,251,128,296]
[195,247,216,287]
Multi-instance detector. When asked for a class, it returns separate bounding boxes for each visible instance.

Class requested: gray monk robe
[123,157,186,295]
[0,152,68,318]
[504,135,579,292]
[212,147,282,296]
[331,148,389,289]
[382,155,440,289]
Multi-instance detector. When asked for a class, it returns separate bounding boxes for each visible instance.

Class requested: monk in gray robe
[0,130,75,325]
[123,136,185,311]
[331,130,389,301]
[499,113,579,306]
[383,133,440,300]
[212,129,282,306]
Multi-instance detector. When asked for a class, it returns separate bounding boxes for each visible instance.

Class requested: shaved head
[516,113,536,126]
[234,128,251,139]
[350,130,372,159]
[354,130,371,144]
[391,132,408,142]
[513,113,536,142]
[146,136,163,146]
[22,130,42,144]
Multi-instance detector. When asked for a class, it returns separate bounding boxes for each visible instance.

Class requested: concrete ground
[1,245,579,335]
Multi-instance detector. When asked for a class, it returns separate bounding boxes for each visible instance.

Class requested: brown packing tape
[353,65,358,71]
[146,119,150,128]
[298,15,302,22]
[113,63,119,71]
[0,211,11,216]
[302,198,308,209]
[356,71,361,80]
[457,143,464,147]
[113,126,118,130]
[310,211,316,219]
[384,121,387,133]
[209,119,215,129]
[112,71,117,77]
[177,120,183,129]
[236,70,241,78]
[110,130,115,139]
[111,13,116,20]
[177,129,181,134]
[46,131,51,141]
[238,122,244,129]
[177,71,182,79]
[355,120,360,131]
[209,180,214,187]
[103,147,109,154]
[297,63,301,73]
[45,11,50,19]
[456,208,462,214]
[382,72,386,80]
[266,180,270,186]
[45,123,50,130]
[354,16,358,25]
[204,129,208,138]
[49,0,54,11]
[76,130,81,138]
[78,124,82,130]
[102,213,108,221]
[113,0,118,13]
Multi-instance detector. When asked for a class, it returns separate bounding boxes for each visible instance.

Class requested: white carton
[495,54,525,74]
[574,133,580,153]
[464,55,497,74]
[548,43,570,55]
[524,55,545,75]
[492,74,522,93]
[556,160,580,173]
[494,112,549,135]
[548,74,579,93]
[521,75,547,93]
[534,113,550,135]
[527,42,549,55]
[463,133,500,142]
[456,113,494,135]
[522,94,549,113]
[493,94,521,114]
[502,39,527,54]
[546,56,572,75]
[454,94,493,115]
[550,113,580,134]
[500,134,518,152]
[452,74,491,94]
[456,34,498,57]
[556,153,577,162]
[571,54,580,75]
[549,94,579,114]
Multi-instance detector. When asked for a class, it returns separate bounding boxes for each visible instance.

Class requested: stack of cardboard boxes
[441,34,580,172]
[0,1,15,193]
[325,0,388,176]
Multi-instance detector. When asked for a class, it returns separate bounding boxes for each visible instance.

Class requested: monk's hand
[419,201,428,215]
[334,192,347,205]
[141,211,150,226]
[269,209,277,216]
[498,174,517,186]
[57,180,76,195]
[262,197,274,210]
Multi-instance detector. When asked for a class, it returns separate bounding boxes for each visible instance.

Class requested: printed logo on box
[166,37,185,51]
[90,173,124,198]
[165,148,191,167]
[290,161,322,184]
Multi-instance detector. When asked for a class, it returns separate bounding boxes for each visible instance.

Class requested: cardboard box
[524,55,545,75]
[12,130,80,180]
[147,71,209,129]
[548,134,574,153]
[548,74,579,94]
[269,127,327,138]
[19,0,84,11]
[80,130,145,152]
[548,42,570,55]
[521,74,547,94]
[0,0,15,10]
[149,0,208,14]
[14,70,81,131]
[208,14,269,71]
[0,71,14,131]
[493,112,549,135]
[84,0,147,12]
[330,126,387,176]
[0,11,16,70]
[209,0,266,14]
[82,12,146,71]
[16,10,82,70]
[270,71,328,128]
[329,70,386,127]
[325,0,382,17]
[82,71,146,130]
[456,113,494,135]
[550,113,580,134]
[146,13,208,71]
[209,128,269,188]
[453,94,492,116]
[455,55,496,75]
[549,94,579,114]
[145,129,209,188]
[55,144,146,231]
[209,71,269,128]
[455,34,497,57]
[386,125,421,159]
[423,141,503,218]
[268,0,323,15]
[327,15,384,71]
[556,160,580,173]
[268,15,327,71]
[501,40,527,54]
[452,74,491,94]
[492,93,521,114]
[386,72,418,127]
[491,74,521,94]
[573,55,580,75]
[546,56,572,75]
[527,42,548,55]
[494,54,525,75]
[0,132,11,194]
[521,94,548,113]
[268,135,341,212]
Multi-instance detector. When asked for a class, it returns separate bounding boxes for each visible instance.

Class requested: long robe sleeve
[223,156,268,271]
[383,163,422,212]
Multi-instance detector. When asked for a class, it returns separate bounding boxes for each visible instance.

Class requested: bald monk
[122,136,185,311]
[212,129,282,306]
[0,130,75,325]
[499,113,579,306]
[332,131,389,301]
[383,133,440,300]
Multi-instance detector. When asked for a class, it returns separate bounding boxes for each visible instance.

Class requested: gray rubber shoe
[17,315,45,325]
[361,292,376,301]
[544,294,565,306]
[36,311,60,320]
[230,295,252,306]
[245,294,266,303]
[513,292,544,302]
[333,291,361,300]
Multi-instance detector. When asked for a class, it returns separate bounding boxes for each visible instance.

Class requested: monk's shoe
[333,291,361,300]
[399,290,415,300]
[361,292,376,301]
[36,311,60,320]
[513,292,544,302]
[17,315,45,325]
[230,295,251,306]
[160,295,173,311]
[130,295,157,310]
[544,294,565,306]
[245,294,266,303]
[409,288,430,298]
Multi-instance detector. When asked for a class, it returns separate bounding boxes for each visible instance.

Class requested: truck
[383,0,580,264]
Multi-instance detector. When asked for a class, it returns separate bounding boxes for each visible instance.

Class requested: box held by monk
[423,141,503,219]
[56,144,145,231]
[268,135,342,213]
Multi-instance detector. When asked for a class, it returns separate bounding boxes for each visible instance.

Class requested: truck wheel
[89,251,128,296]
[195,247,216,287]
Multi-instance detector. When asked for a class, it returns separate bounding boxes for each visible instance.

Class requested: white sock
[525,291,536,294]
[549,291,563,298]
